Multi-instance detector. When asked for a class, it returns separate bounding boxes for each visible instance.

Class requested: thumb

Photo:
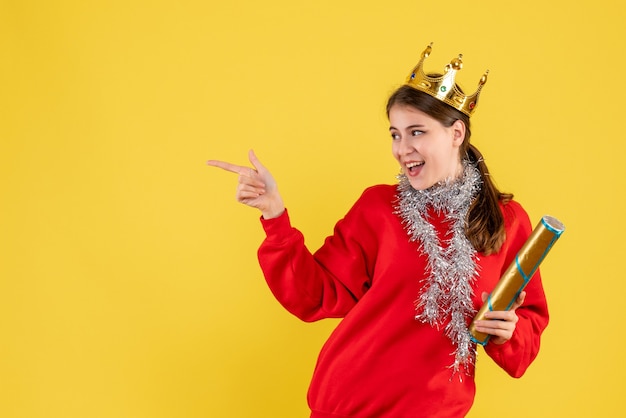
[481,291,488,303]
[248,149,266,172]
[509,291,526,311]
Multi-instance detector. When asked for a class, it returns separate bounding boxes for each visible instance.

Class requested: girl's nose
[398,137,414,155]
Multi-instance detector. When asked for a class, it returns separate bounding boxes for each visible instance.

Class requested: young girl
[207,44,548,417]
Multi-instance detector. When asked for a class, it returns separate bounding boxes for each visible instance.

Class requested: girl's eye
[411,130,423,136]
[391,132,400,140]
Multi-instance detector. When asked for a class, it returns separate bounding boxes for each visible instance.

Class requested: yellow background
[1,0,624,417]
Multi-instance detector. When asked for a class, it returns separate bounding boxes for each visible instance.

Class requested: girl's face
[389,104,465,190]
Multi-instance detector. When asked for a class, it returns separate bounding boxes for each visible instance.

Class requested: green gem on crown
[440,86,447,92]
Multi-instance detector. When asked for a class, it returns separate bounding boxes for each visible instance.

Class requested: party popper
[469,215,565,346]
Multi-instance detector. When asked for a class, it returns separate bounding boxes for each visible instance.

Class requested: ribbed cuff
[259,208,292,238]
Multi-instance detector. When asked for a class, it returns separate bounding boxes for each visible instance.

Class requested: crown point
[479,71,489,85]
[450,56,463,70]
[422,44,432,58]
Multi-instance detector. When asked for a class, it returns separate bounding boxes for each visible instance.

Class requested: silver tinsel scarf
[395,162,482,375]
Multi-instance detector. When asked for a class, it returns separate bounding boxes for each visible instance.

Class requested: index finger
[206,159,249,175]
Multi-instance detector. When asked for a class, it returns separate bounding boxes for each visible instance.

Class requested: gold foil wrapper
[469,215,565,345]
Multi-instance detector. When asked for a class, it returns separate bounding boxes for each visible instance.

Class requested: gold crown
[406,43,489,117]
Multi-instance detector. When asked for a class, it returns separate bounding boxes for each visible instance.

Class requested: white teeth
[406,162,424,168]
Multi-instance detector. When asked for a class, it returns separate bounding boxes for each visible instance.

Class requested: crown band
[405,43,488,117]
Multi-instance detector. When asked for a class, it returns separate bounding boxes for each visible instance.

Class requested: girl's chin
[408,179,433,191]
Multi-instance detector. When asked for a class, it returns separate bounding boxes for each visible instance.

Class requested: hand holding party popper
[469,215,565,346]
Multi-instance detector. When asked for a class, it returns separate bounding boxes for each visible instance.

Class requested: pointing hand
[207,150,285,219]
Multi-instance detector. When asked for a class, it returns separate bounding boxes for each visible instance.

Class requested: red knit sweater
[258,185,549,418]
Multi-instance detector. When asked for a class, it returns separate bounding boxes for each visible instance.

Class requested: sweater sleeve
[257,189,380,322]
[483,201,550,378]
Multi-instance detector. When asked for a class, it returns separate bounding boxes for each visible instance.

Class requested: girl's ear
[451,119,466,147]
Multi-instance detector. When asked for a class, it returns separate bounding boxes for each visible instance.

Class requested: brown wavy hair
[386,85,512,255]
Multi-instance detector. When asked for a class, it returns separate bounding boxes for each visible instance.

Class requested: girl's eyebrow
[389,124,426,131]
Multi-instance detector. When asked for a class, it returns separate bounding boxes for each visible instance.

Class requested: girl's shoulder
[339,184,398,222]
[361,183,397,198]
[500,199,533,234]
[356,184,398,207]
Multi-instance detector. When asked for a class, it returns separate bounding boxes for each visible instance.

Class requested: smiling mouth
[406,161,424,172]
